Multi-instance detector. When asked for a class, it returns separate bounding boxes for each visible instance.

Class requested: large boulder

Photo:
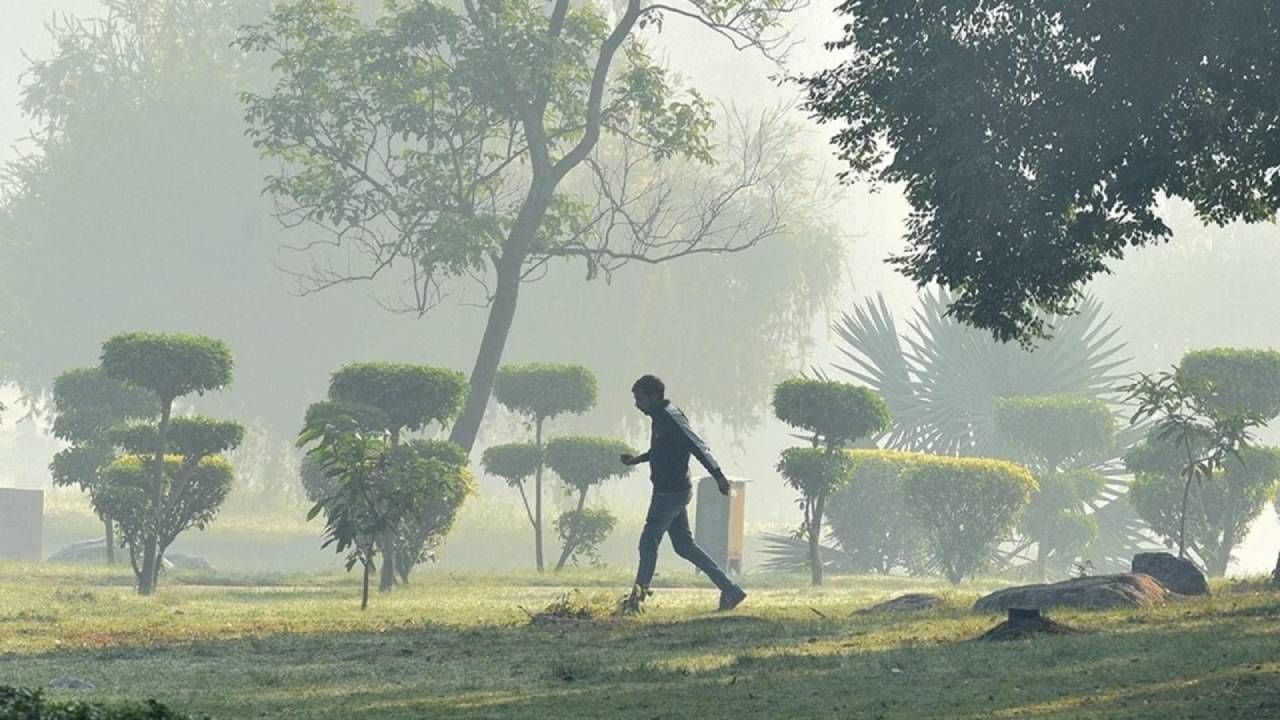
[857,593,943,615]
[1132,552,1209,596]
[974,574,1169,612]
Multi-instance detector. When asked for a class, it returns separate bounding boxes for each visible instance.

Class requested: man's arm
[665,406,730,494]
[621,451,650,466]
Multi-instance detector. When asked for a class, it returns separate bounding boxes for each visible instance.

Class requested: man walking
[619,375,747,614]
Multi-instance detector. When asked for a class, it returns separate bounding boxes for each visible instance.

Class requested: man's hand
[716,475,731,496]
[620,453,636,466]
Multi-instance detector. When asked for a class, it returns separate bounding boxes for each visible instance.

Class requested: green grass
[2,563,1278,719]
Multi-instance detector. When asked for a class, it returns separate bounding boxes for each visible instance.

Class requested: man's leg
[667,497,738,595]
[633,491,687,591]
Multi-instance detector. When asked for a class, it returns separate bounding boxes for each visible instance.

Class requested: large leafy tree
[237,0,803,453]
[805,1,1280,342]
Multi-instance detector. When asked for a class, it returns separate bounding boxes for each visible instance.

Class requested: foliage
[994,396,1115,471]
[1177,348,1280,421]
[329,363,468,438]
[553,507,617,567]
[1123,367,1269,560]
[805,1,1280,342]
[1127,438,1280,576]
[771,378,890,449]
[544,435,634,570]
[481,443,543,487]
[302,400,392,436]
[237,0,801,453]
[901,456,1037,584]
[1018,469,1106,578]
[824,449,929,575]
[95,454,236,564]
[100,332,233,403]
[776,447,855,500]
[494,364,597,423]
[543,436,635,494]
[50,367,158,445]
[834,290,1146,570]
[0,685,204,720]
[302,424,473,607]
[108,417,245,461]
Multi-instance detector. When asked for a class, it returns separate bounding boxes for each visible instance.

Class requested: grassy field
[1,563,1278,719]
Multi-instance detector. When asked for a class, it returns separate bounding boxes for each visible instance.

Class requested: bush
[553,507,617,567]
[825,449,929,574]
[0,685,205,719]
[329,363,468,437]
[100,332,232,403]
[901,455,1036,584]
[1127,441,1280,576]
[481,443,543,487]
[994,395,1115,469]
[493,364,597,422]
[772,378,890,448]
[1178,348,1280,420]
[543,436,635,494]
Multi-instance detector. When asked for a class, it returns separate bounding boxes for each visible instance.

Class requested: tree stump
[978,607,1078,641]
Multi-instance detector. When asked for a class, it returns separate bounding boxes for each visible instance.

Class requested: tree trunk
[379,530,397,592]
[138,401,172,596]
[534,417,545,572]
[1271,550,1280,585]
[555,489,589,571]
[104,516,115,565]
[361,560,371,610]
[809,491,827,586]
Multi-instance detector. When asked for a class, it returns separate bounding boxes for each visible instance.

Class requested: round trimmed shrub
[994,395,1115,469]
[493,363,597,421]
[772,378,890,448]
[481,443,543,487]
[329,362,468,436]
[1178,348,1280,420]
[544,436,636,493]
[901,455,1036,584]
[101,332,232,403]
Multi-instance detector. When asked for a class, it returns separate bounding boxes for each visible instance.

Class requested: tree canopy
[805,1,1280,342]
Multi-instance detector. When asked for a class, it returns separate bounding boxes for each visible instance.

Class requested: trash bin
[694,476,747,573]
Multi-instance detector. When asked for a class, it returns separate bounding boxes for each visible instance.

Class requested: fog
[1,0,1276,576]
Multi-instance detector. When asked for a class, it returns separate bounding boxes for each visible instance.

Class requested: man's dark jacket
[644,400,725,493]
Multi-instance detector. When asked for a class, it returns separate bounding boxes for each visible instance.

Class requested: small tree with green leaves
[994,395,1115,579]
[1124,349,1280,564]
[301,424,473,610]
[312,363,468,590]
[544,436,634,569]
[99,332,234,594]
[773,378,890,585]
[902,456,1037,584]
[493,363,597,571]
[49,367,157,563]
[1128,438,1280,576]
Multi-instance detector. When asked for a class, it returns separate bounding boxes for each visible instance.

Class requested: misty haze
[1,2,1279,718]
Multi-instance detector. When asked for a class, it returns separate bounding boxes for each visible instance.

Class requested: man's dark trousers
[635,489,735,592]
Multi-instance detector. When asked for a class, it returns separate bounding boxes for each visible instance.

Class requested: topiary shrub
[994,395,1115,579]
[901,455,1037,584]
[49,366,158,564]
[98,332,238,595]
[492,363,598,571]
[825,449,929,575]
[1178,348,1280,420]
[553,507,617,568]
[1127,439,1280,576]
[773,377,890,585]
[543,436,635,570]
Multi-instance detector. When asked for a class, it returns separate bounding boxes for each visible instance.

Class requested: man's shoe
[718,586,747,612]
[615,585,651,616]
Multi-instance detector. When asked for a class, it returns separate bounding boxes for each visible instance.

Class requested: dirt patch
[978,608,1080,642]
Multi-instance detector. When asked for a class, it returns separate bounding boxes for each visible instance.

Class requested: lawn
[1,563,1278,719]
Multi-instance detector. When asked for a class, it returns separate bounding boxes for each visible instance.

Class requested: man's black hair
[632,374,665,398]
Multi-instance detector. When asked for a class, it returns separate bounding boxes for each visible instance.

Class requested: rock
[48,677,94,691]
[164,553,214,572]
[1132,552,1209,596]
[49,538,111,564]
[856,593,943,615]
[974,574,1169,612]
[978,607,1079,642]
